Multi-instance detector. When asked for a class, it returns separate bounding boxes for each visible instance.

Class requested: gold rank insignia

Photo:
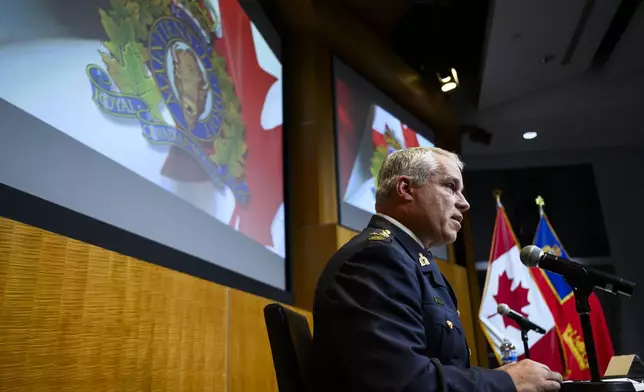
[368,229,392,242]
[419,253,430,266]
[446,320,454,330]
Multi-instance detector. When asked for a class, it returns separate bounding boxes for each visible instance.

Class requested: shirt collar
[376,213,426,250]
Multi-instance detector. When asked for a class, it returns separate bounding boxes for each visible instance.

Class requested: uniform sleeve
[321,242,516,392]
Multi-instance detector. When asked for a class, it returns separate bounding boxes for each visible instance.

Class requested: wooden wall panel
[285,38,337,229]
[335,226,357,248]
[228,289,279,392]
[293,224,341,310]
[0,217,230,392]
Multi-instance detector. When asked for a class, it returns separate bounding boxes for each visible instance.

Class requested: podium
[561,273,636,392]
[562,382,638,392]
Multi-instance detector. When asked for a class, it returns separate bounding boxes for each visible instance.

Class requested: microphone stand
[521,329,530,360]
[562,275,634,392]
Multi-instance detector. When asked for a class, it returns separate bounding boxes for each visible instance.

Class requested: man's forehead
[434,155,463,179]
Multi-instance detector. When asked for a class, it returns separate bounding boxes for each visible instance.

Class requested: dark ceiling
[329,0,491,86]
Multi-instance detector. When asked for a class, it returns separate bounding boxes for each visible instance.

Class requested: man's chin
[431,232,458,247]
[443,231,459,245]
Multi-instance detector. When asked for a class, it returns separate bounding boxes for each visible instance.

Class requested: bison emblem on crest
[171,44,210,132]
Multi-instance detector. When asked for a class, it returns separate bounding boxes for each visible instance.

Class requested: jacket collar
[367,215,432,263]
[367,215,449,290]
[376,213,424,249]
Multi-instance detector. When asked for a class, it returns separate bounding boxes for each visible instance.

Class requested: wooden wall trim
[283,36,338,228]
[293,224,341,310]
[461,213,489,367]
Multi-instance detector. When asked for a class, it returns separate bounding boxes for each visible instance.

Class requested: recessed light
[441,82,458,92]
[437,68,459,92]
[523,131,537,140]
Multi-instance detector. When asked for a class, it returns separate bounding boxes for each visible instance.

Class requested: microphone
[520,245,636,297]
[497,303,546,334]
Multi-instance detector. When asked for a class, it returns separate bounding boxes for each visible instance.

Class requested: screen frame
[331,56,456,264]
[0,183,293,303]
[0,0,294,304]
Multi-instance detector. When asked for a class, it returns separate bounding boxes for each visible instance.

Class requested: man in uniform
[311,147,563,392]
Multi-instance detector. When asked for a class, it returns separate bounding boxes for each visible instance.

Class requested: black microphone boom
[497,303,546,334]
[520,245,636,297]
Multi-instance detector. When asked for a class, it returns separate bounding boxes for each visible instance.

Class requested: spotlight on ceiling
[437,67,459,92]
[523,131,538,140]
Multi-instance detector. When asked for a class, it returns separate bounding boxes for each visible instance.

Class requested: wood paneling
[293,224,340,310]
[0,217,313,392]
[284,37,337,228]
[229,289,279,392]
[461,213,489,367]
[335,226,357,248]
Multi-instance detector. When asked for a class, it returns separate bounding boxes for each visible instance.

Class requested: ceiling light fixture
[437,68,459,92]
[523,131,538,140]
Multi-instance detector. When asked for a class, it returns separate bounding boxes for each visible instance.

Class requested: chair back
[264,303,313,392]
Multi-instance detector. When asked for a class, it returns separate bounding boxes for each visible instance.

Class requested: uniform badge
[368,229,392,242]
[446,320,454,330]
[433,296,445,306]
[419,253,430,266]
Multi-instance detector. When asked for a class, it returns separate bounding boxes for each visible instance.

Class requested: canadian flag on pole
[479,197,565,372]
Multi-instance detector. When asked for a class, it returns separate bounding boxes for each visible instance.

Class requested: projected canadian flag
[211,0,284,255]
[371,106,430,152]
[479,201,565,372]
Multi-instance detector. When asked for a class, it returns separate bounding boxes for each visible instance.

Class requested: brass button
[457,310,460,317]
[446,320,453,330]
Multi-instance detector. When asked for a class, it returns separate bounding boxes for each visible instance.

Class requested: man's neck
[376,213,427,250]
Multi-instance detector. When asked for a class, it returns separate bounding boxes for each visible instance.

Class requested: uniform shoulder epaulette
[367,229,393,243]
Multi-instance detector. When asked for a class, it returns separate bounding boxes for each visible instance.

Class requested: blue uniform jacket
[311,215,516,392]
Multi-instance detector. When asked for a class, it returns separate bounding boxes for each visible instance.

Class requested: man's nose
[457,193,470,212]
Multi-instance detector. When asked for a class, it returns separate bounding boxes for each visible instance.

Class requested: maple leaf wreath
[97,0,249,205]
[370,125,403,194]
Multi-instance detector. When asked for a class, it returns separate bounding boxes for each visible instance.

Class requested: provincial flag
[479,197,565,372]
[531,197,614,380]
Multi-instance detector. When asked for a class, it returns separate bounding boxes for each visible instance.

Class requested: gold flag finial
[536,195,545,207]
[536,195,545,217]
[493,189,503,204]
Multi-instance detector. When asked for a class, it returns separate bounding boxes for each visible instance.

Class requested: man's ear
[396,176,414,201]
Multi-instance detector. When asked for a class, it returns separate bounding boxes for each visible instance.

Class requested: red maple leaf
[493,271,531,330]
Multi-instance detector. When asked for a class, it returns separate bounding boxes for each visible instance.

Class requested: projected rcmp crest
[86,0,249,205]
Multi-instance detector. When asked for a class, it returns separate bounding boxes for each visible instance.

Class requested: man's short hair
[375,147,464,204]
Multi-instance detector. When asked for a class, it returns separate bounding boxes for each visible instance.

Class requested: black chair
[264,303,313,392]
